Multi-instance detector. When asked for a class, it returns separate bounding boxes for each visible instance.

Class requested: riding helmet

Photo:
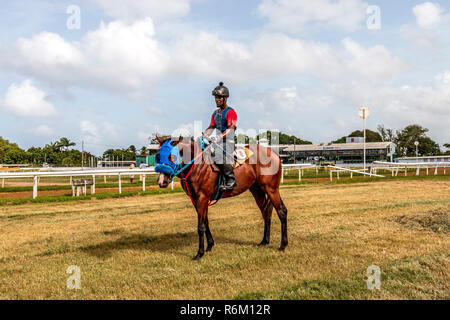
[212,82,229,97]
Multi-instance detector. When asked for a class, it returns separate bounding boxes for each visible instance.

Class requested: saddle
[209,146,254,172]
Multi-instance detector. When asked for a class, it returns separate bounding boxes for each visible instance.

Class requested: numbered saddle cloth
[233,146,254,168]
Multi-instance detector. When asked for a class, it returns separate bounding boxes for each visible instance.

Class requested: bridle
[155,137,219,208]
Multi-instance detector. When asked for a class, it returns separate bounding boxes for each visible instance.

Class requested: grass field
[0,177,448,299]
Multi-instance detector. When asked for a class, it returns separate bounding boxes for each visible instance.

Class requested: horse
[155,136,288,260]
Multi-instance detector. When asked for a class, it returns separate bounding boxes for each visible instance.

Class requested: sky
[0,0,449,155]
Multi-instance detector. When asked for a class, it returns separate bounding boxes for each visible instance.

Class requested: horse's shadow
[79,231,256,259]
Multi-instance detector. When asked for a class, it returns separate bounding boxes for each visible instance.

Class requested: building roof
[396,155,450,160]
[147,144,160,150]
[283,142,394,152]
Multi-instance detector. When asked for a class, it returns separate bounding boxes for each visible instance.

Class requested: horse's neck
[179,142,205,178]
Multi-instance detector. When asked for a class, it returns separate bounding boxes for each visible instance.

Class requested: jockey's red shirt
[209,107,237,128]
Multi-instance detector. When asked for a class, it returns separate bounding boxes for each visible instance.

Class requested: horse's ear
[171,136,183,146]
[156,136,164,145]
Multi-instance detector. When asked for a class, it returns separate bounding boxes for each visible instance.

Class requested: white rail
[329,165,384,181]
[1,164,317,198]
[281,164,316,183]
[0,168,167,199]
[372,161,450,176]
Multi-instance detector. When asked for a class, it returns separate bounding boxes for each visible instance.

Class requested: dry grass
[0,179,449,299]
[392,209,449,234]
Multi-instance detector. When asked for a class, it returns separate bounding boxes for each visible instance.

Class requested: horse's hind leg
[265,188,288,251]
[250,183,274,246]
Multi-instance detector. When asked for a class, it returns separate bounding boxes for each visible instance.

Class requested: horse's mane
[159,136,194,145]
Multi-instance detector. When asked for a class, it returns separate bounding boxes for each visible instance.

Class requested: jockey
[203,82,237,191]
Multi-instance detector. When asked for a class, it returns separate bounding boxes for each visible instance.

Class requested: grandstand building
[282,141,396,164]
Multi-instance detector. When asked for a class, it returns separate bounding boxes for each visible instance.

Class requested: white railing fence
[0,168,166,199]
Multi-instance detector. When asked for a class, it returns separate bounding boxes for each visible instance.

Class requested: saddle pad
[233,146,253,168]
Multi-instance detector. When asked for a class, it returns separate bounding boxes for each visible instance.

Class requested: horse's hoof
[258,240,269,246]
[206,244,214,252]
[193,253,204,260]
[278,246,286,251]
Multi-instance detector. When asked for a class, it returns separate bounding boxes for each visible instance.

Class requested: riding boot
[220,164,237,191]
[218,164,227,189]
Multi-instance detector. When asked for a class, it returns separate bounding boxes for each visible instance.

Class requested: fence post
[33,176,38,199]
[143,174,146,191]
[171,180,174,190]
[118,173,122,194]
[104,175,106,183]
[281,168,284,183]
[1,178,4,188]
[329,170,332,182]
[92,175,95,194]
[298,168,301,182]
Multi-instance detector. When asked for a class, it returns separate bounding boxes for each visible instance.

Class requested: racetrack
[0,178,448,299]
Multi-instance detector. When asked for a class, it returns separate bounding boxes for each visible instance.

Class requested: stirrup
[220,180,237,191]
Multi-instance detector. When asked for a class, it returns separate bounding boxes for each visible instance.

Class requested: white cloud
[342,38,409,81]
[173,32,407,83]
[3,18,167,97]
[80,120,118,146]
[81,19,167,93]
[401,3,449,51]
[171,31,251,80]
[1,79,57,117]
[1,22,407,97]
[413,2,444,27]
[258,0,368,33]
[237,71,450,145]
[28,125,55,137]
[90,0,191,22]
[329,71,450,144]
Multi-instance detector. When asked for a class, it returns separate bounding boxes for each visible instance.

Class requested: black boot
[220,164,237,191]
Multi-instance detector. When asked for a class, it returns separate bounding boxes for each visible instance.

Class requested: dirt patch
[393,209,449,234]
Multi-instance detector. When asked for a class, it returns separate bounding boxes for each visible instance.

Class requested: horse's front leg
[205,217,214,252]
[193,194,209,260]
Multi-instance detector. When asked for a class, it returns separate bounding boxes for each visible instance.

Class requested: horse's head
[154,135,184,188]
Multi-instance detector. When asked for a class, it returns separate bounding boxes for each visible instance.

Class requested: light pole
[414,141,419,157]
[358,106,371,173]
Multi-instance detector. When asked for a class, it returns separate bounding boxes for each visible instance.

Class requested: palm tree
[59,137,76,151]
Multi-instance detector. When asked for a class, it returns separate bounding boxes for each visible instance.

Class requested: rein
[177,138,220,209]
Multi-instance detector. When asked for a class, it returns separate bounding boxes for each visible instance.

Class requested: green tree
[0,137,26,164]
[140,146,148,156]
[128,145,137,157]
[332,129,382,143]
[443,143,450,155]
[58,137,76,151]
[256,131,312,145]
[395,124,440,157]
[377,124,396,142]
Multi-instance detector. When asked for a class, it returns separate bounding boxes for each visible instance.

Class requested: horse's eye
[169,154,177,163]
[155,154,160,163]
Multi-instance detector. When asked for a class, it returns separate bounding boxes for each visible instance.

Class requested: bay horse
[155,136,288,260]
